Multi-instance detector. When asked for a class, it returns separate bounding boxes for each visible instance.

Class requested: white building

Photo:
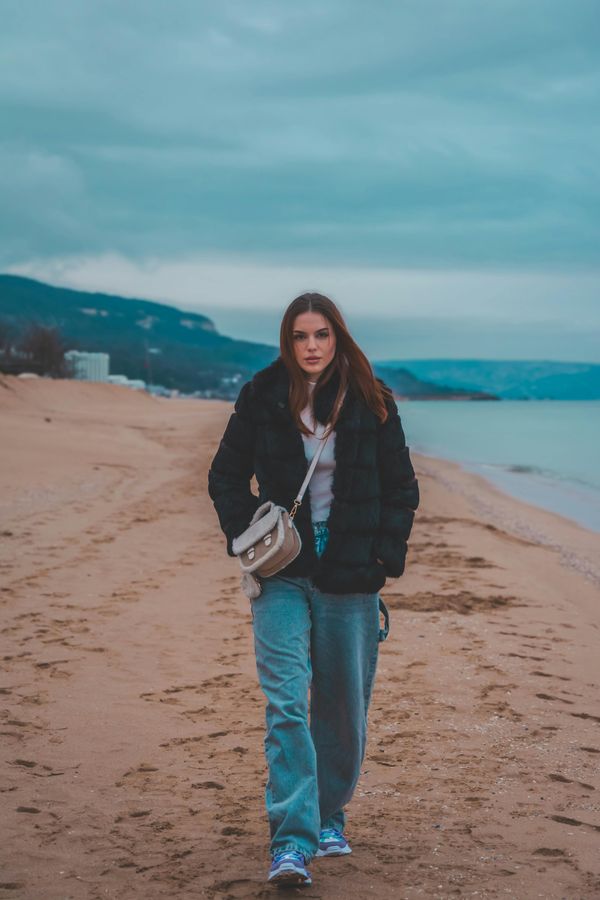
[107,374,146,391]
[65,350,110,382]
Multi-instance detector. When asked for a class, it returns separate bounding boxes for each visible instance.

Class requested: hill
[1,275,498,399]
[1,274,491,399]
[0,274,277,395]
[372,364,496,400]
[376,359,600,400]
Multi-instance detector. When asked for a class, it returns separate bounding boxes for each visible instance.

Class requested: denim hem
[271,842,315,863]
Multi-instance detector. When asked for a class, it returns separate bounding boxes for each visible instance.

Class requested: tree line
[0,321,72,378]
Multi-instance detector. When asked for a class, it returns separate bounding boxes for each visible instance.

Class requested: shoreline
[397,396,600,536]
[415,445,600,541]
[1,378,599,899]
[412,450,600,590]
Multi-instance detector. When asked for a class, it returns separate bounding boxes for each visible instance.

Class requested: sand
[1,374,599,900]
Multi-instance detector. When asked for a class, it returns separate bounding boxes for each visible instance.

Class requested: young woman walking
[208,292,419,887]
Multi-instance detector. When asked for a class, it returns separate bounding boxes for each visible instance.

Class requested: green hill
[0,274,496,399]
[0,274,277,394]
[378,358,600,400]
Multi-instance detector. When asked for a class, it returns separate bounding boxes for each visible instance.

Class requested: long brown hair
[280,292,392,435]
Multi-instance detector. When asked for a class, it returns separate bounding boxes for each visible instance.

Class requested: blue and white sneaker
[316,827,352,857]
[267,850,312,886]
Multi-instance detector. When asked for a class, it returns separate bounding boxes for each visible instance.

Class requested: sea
[396,400,600,534]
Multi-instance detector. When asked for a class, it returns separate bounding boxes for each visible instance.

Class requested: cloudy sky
[2,0,599,360]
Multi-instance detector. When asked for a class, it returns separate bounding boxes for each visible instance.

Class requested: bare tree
[19,324,69,377]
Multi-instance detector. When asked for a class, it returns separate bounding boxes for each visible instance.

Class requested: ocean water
[397,400,600,533]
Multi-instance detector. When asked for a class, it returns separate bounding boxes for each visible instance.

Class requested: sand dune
[1,375,599,899]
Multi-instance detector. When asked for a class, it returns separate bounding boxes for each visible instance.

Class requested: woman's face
[292,311,337,380]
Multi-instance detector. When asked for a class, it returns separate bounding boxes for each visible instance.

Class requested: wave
[480,462,598,493]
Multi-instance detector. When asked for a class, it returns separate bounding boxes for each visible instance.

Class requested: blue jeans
[250,522,388,862]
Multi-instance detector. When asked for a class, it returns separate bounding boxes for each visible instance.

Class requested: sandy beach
[1,374,599,900]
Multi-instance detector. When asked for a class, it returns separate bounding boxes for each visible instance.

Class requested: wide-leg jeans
[250,525,388,863]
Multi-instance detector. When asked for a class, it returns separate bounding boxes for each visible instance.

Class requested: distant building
[65,350,110,382]
[107,374,146,391]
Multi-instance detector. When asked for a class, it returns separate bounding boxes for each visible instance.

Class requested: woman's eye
[293,331,329,341]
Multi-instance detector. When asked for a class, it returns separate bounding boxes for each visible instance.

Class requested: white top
[299,381,336,523]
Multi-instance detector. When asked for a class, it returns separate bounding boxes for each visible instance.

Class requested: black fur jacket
[207,357,419,594]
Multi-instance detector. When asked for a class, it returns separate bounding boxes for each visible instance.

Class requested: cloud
[8,253,600,362]
[0,0,599,268]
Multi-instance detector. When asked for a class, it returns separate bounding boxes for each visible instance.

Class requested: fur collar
[251,356,345,425]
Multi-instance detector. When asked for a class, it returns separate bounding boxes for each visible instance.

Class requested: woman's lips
[305,357,320,362]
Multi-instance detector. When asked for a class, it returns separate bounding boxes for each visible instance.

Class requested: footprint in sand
[479,682,517,698]
[548,773,595,791]
[159,735,204,748]
[140,683,199,704]
[466,555,497,568]
[503,651,545,661]
[571,711,600,723]
[192,781,225,790]
[550,814,600,832]
[535,692,574,705]
[181,706,212,720]
[385,590,519,615]
[140,691,177,705]
[163,683,198,695]
[118,764,179,799]
[530,670,571,682]
[201,673,241,689]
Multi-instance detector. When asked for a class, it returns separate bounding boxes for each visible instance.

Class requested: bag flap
[232,503,284,555]
[236,514,287,573]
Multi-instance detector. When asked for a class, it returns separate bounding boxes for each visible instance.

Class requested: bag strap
[290,427,331,515]
[289,389,346,521]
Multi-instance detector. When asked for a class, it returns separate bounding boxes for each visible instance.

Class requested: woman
[208,292,419,887]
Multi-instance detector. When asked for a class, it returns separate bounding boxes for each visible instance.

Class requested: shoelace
[273,850,305,864]
[320,828,343,841]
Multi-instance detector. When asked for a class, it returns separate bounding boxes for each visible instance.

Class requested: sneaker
[315,827,352,857]
[267,850,312,886]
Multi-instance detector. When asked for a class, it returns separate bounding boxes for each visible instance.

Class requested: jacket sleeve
[207,380,260,556]
[373,391,420,577]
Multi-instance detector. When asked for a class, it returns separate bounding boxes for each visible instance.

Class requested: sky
[1,0,599,361]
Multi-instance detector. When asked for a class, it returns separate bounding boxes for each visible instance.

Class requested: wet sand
[1,375,599,899]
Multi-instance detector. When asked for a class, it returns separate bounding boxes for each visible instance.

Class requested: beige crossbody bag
[232,423,334,599]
